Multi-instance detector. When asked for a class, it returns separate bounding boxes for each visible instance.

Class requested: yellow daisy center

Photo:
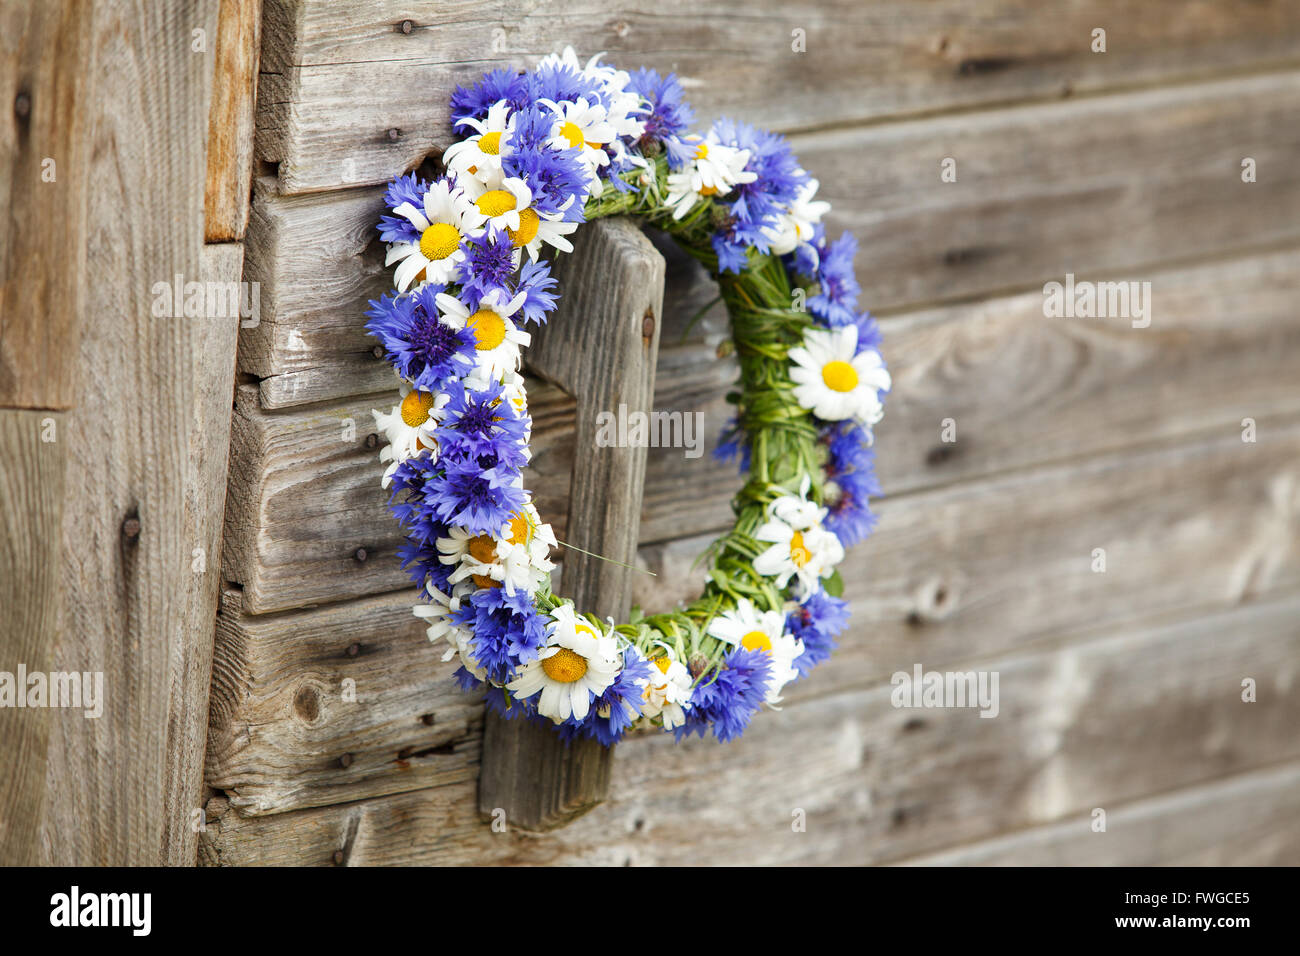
[467,309,507,351]
[695,142,709,159]
[419,222,461,261]
[700,184,720,197]
[789,530,812,567]
[654,655,672,675]
[821,360,859,393]
[508,207,540,248]
[741,630,773,654]
[543,647,588,683]
[400,390,435,427]
[506,510,532,545]
[475,189,517,218]
[467,534,497,565]
[479,131,502,155]
[559,121,585,149]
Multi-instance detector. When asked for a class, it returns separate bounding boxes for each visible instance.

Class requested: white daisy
[752,479,845,593]
[707,598,804,705]
[763,176,831,255]
[508,602,621,722]
[664,136,757,220]
[443,101,515,185]
[413,582,471,661]
[789,325,891,426]
[385,179,487,291]
[539,96,617,194]
[436,288,531,379]
[459,175,534,234]
[637,646,694,730]
[371,384,451,487]
[513,203,578,260]
[536,48,645,143]
[436,501,556,596]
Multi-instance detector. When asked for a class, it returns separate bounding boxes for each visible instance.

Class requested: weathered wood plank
[224,247,1300,610]
[0,410,65,865]
[0,0,93,408]
[39,0,228,866]
[206,425,1300,816]
[206,588,482,816]
[200,595,1300,863]
[203,0,262,241]
[238,73,1300,408]
[257,0,1300,194]
[479,217,665,831]
[897,762,1300,867]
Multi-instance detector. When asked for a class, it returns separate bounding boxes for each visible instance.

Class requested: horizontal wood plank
[897,762,1300,866]
[225,248,1300,611]
[209,424,1300,814]
[258,0,1300,194]
[240,73,1300,408]
[201,595,1300,858]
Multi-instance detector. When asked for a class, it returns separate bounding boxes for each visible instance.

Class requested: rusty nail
[14,93,31,120]
[386,127,401,142]
[332,849,345,865]
[353,547,368,562]
[400,19,414,34]
[339,753,353,768]
[346,642,360,657]
[641,309,655,343]
[364,433,379,449]
[122,517,141,539]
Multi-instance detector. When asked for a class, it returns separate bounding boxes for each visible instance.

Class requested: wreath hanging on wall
[365,48,890,745]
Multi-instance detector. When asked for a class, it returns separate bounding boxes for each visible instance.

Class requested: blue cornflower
[365,287,475,390]
[455,587,547,684]
[396,534,454,594]
[787,588,850,678]
[628,68,694,151]
[710,118,806,245]
[807,231,861,326]
[450,68,528,128]
[824,422,881,547]
[515,258,558,325]
[435,381,530,469]
[713,414,752,473]
[505,106,590,220]
[377,172,429,244]
[675,647,771,743]
[849,310,882,353]
[524,63,607,112]
[427,456,526,534]
[457,228,519,301]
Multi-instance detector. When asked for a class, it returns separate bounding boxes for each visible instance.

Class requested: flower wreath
[365,49,889,746]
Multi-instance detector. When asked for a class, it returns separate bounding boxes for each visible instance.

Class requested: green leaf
[824,569,844,598]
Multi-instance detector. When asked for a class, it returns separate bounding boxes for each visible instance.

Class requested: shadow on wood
[477,217,665,831]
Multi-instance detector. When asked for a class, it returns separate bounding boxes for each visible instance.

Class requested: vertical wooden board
[40,0,225,866]
[204,0,262,241]
[479,218,665,831]
[0,0,92,408]
[0,410,65,865]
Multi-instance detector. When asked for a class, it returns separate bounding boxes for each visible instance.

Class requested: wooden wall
[200,1,1300,865]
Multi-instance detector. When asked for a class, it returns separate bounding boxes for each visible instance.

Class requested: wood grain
[39,0,231,866]
[223,248,1300,611]
[256,0,1300,194]
[478,217,665,831]
[203,0,262,241]
[0,0,92,408]
[0,410,65,865]
[237,74,1300,408]
[898,762,1300,866]
[207,424,1300,817]
[199,595,1300,863]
